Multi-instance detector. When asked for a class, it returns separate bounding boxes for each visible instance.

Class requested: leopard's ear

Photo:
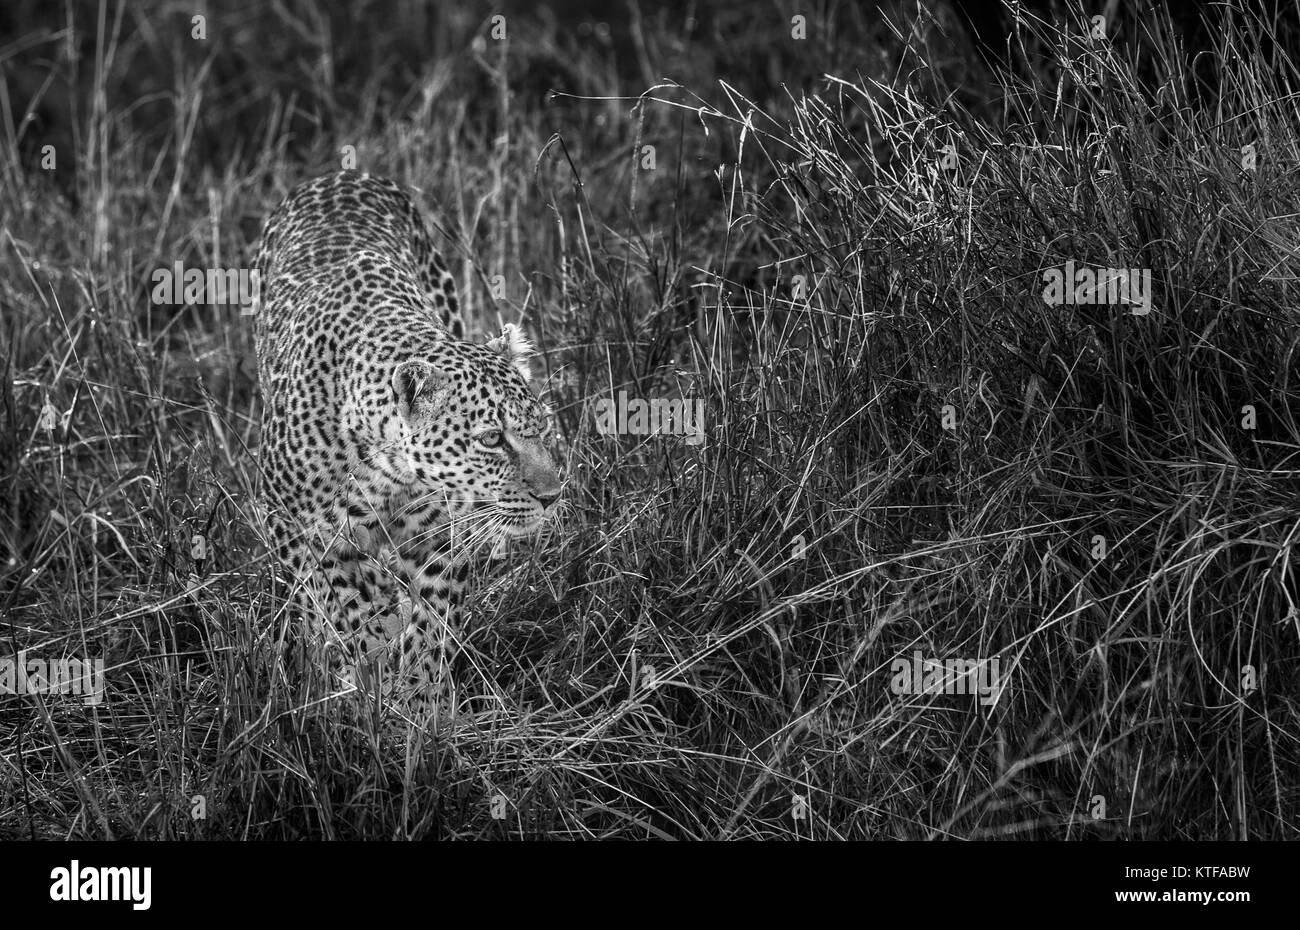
[392,360,450,423]
[485,323,533,381]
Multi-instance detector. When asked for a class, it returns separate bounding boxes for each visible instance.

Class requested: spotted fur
[253,170,562,719]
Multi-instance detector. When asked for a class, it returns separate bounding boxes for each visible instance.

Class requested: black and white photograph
[0,0,1294,902]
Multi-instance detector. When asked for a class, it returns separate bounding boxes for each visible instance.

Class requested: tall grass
[1,0,1297,839]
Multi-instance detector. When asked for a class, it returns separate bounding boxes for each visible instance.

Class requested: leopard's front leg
[295,519,465,720]
[266,514,375,695]
[396,555,465,721]
[315,548,402,694]
[395,598,458,721]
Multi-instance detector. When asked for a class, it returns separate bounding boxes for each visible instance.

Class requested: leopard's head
[390,324,562,546]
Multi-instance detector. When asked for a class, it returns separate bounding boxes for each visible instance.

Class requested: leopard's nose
[533,488,561,507]
[520,445,562,507]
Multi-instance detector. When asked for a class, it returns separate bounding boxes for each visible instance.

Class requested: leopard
[252,170,562,721]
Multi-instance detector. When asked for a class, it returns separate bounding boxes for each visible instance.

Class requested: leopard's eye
[478,429,505,448]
